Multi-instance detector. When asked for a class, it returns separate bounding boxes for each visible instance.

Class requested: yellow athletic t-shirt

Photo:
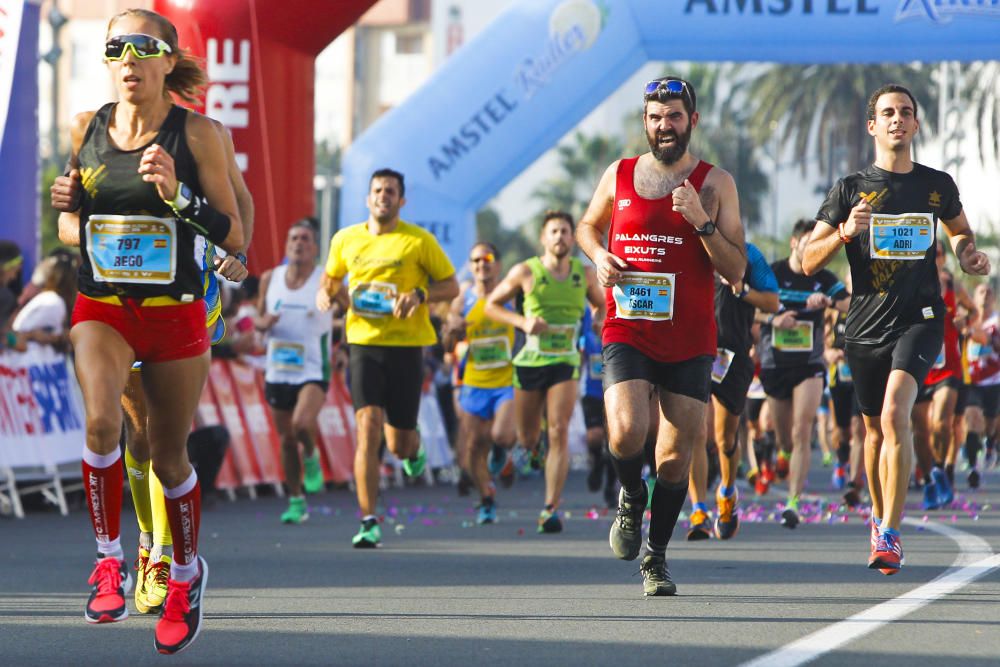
[325,220,455,347]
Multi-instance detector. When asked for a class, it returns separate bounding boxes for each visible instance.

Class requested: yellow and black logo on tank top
[81,164,109,199]
[859,188,889,211]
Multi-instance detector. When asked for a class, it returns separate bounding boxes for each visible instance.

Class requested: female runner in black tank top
[50,9,243,655]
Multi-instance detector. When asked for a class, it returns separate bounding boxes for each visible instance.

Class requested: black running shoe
[154,556,208,655]
[610,486,647,560]
[639,554,676,596]
[842,487,862,508]
[968,469,980,489]
[781,507,800,529]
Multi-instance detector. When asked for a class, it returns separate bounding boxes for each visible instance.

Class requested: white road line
[737,517,1000,667]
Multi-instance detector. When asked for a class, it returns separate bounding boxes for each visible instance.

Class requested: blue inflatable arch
[340,0,1000,265]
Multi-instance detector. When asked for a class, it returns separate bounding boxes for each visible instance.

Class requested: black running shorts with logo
[759,364,826,401]
[846,320,944,417]
[829,382,861,429]
[348,344,423,429]
[711,352,755,416]
[581,395,605,429]
[264,380,330,412]
[513,363,578,392]
[602,342,712,403]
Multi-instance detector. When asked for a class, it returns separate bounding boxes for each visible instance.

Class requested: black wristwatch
[234,252,248,266]
[694,220,716,237]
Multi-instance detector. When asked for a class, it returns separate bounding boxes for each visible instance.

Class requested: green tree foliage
[739,64,938,179]
[40,162,67,256]
[964,61,1000,167]
[475,206,537,269]
[530,130,623,226]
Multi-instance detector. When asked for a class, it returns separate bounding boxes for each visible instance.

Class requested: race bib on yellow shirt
[468,336,512,370]
[267,340,305,373]
[351,281,397,317]
[711,348,735,383]
[773,320,814,352]
[611,272,675,321]
[869,213,934,260]
[86,215,176,284]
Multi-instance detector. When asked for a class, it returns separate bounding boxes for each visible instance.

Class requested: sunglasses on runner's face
[643,78,694,110]
[470,254,495,265]
[104,34,173,61]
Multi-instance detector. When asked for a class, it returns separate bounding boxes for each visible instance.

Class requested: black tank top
[76,103,204,301]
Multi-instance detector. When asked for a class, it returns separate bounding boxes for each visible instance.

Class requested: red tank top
[602,157,716,362]
[925,284,961,384]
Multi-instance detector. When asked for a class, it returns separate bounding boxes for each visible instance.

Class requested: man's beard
[648,121,692,165]
[548,242,570,259]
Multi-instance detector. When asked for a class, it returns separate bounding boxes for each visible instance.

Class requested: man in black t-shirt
[758,220,849,529]
[803,84,990,576]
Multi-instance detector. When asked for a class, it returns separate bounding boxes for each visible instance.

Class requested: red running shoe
[868,531,903,575]
[755,462,772,496]
[775,451,790,481]
[85,555,132,623]
[155,556,209,655]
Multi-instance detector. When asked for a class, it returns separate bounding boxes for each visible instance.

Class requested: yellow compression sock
[125,448,154,534]
[149,467,173,548]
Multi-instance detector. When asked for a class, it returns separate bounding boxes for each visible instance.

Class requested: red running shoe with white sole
[85,556,133,623]
[154,556,208,655]
[868,531,903,575]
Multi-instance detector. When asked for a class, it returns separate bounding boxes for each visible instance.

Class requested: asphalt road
[2,455,998,666]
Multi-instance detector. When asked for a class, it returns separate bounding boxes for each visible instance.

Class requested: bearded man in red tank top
[577,76,747,596]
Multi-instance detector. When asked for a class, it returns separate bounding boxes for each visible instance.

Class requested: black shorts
[915,375,962,405]
[955,383,970,416]
[829,382,860,429]
[759,364,826,401]
[602,342,712,403]
[711,351,755,416]
[349,344,423,430]
[581,395,605,429]
[846,321,944,417]
[264,380,329,412]
[747,397,764,422]
[513,363,578,392]
[970,384,1000,419]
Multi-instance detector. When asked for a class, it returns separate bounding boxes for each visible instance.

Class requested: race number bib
[468,336,512,370]
[837,359,853,383]
[773,320,814,352]
[932,344,946,370]
[351,281,397,317]
[611,272,675,321]
[85,215,176,284]
[589,353,603,380]
[267,340,305,373]
[869,213,934,260]
[711,348,735,384]
[529,323,578,357]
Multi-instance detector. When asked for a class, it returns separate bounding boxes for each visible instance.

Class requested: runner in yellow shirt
[317,168,459,548]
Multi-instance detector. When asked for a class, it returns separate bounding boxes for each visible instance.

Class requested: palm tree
[964,61,1000,167]
[739,64,939,179]
[531,130,624,226]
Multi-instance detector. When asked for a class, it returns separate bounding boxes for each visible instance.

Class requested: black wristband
[414,286,427,303]
[172,193,232,246]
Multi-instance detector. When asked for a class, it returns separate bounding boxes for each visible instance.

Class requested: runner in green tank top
[485,211,605,533]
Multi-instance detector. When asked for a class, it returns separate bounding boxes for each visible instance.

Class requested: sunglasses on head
[643,78,694,110]
[104,33,173,61]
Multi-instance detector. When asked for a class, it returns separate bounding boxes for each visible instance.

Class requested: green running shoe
[352,519,382,548]
[280,497,309,524]
[303,452,324,494]
[402,446,427,478]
